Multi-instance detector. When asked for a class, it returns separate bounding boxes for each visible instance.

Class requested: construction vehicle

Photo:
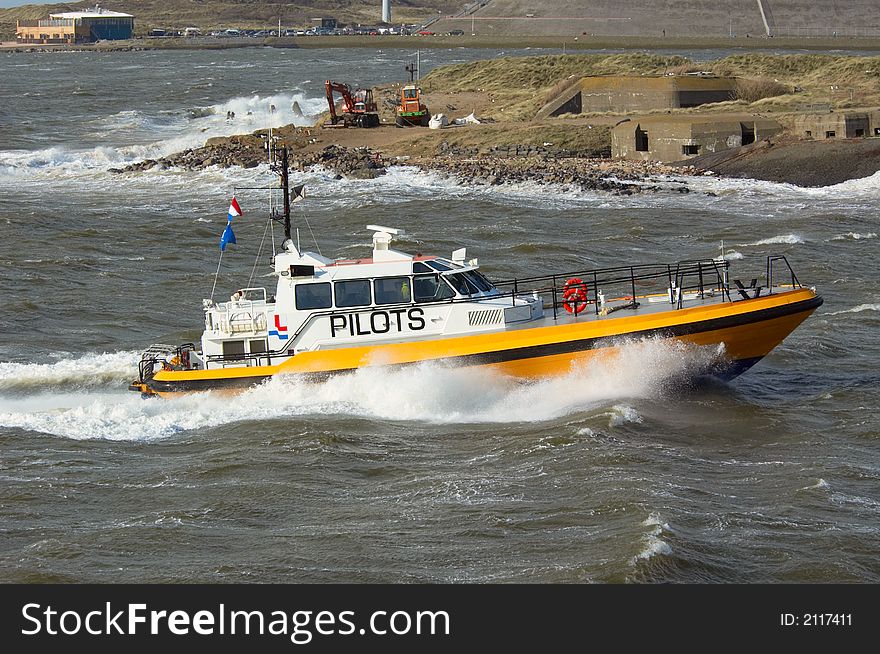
[324,80,380,128]
[396,84,430,127]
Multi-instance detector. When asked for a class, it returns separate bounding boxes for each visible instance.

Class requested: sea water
[1,47,878,582]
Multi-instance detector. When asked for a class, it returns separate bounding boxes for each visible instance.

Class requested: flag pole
[210,250,224,302]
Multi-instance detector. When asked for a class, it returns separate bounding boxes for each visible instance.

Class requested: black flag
[291,184,306,203]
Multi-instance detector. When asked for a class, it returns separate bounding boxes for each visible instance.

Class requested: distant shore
[5,33,880,53]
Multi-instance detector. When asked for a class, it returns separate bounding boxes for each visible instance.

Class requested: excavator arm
[324,80,379,128]
[325,80,355,125]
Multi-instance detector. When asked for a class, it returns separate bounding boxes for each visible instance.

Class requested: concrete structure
[536,75,736,119]
[612,114,783,162]
[16,5,133,44]
[793,110,880,139]
[382,0,391,24]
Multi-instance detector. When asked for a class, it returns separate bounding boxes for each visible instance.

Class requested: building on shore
[793,110,880,139]
[15,5,133,44]
[612,114,783,162]
[536,75,737,119]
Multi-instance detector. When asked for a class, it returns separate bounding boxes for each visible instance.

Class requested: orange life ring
[562,277,589,315]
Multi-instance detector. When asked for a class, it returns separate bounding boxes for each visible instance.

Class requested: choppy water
[1,47,879,583]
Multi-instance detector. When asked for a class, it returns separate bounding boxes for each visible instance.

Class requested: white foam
[831,232,877,241]
[632,513,673,562]
[721,250,744,260]
[0,337,725,441]
[682,169,880,199]
[742,234,805,246]
[801,479,830,491]
[826,303,880,316]
[0,91,324,178]
[609,405,643,427]
[0,351,140,392]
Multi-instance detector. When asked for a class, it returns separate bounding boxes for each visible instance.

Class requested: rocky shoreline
[413,155,692,194]
[112,131,695,195]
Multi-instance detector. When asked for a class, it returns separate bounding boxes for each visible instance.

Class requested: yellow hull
[140,288,821,396]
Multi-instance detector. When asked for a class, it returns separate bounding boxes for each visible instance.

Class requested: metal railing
[766,255,801,291]
[137,343,196,383]
[494,258,734,319]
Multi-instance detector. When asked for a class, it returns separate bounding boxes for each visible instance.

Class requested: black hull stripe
[146,295,822,393]
[457,295,823,367]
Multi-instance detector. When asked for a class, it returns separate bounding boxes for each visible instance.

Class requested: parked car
[417,30,435,36]
[448,29,464,36]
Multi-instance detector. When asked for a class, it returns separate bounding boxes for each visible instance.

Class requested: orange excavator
[324,80,380,128]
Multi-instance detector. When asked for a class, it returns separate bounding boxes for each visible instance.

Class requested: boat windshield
[446,272,480,295]
[413,274,454,302]
[465,271,494,292]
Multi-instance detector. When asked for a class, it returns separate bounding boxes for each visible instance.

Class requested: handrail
[766,255,801,291]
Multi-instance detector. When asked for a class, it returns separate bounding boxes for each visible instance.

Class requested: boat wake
[0,338,724,441]
[0,351,141,393]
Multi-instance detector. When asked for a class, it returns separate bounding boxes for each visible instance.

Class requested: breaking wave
[0,91,324,176]
[826,303,880,316]
[632,513,674,562]
[831,232,877,241]
[742,234,805,246]
[0,338,725,441]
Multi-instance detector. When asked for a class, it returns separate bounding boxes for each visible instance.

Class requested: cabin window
[464,270,493,292]
[222,340,245,357]
[335,279,372,307]
[295,282,332,310]
[249,339,267,354]
[413,261,433,273]
[374,276,411,305]
[446,272,480,296]
[289,264,315,278]
[413,274,455,302]
[404,88,418,99]
[427,260,452,271]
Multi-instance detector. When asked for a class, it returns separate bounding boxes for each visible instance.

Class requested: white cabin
[196,227,543,369]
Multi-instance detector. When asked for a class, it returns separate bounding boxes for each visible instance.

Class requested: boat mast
[280,145,291,245]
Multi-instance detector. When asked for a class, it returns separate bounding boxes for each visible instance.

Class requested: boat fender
[562,278,589,315]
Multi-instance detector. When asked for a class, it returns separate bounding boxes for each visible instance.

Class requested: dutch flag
[220,196,243,252]
[227,196,243,221]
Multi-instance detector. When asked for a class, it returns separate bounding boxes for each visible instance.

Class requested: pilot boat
[129,148,822,397]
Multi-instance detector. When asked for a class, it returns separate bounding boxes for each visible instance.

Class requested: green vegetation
[421,54,691,121]
[733,78,790,103]
[420,53,880,122]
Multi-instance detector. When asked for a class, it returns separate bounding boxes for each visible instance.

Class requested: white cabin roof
[50,8,132,19]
